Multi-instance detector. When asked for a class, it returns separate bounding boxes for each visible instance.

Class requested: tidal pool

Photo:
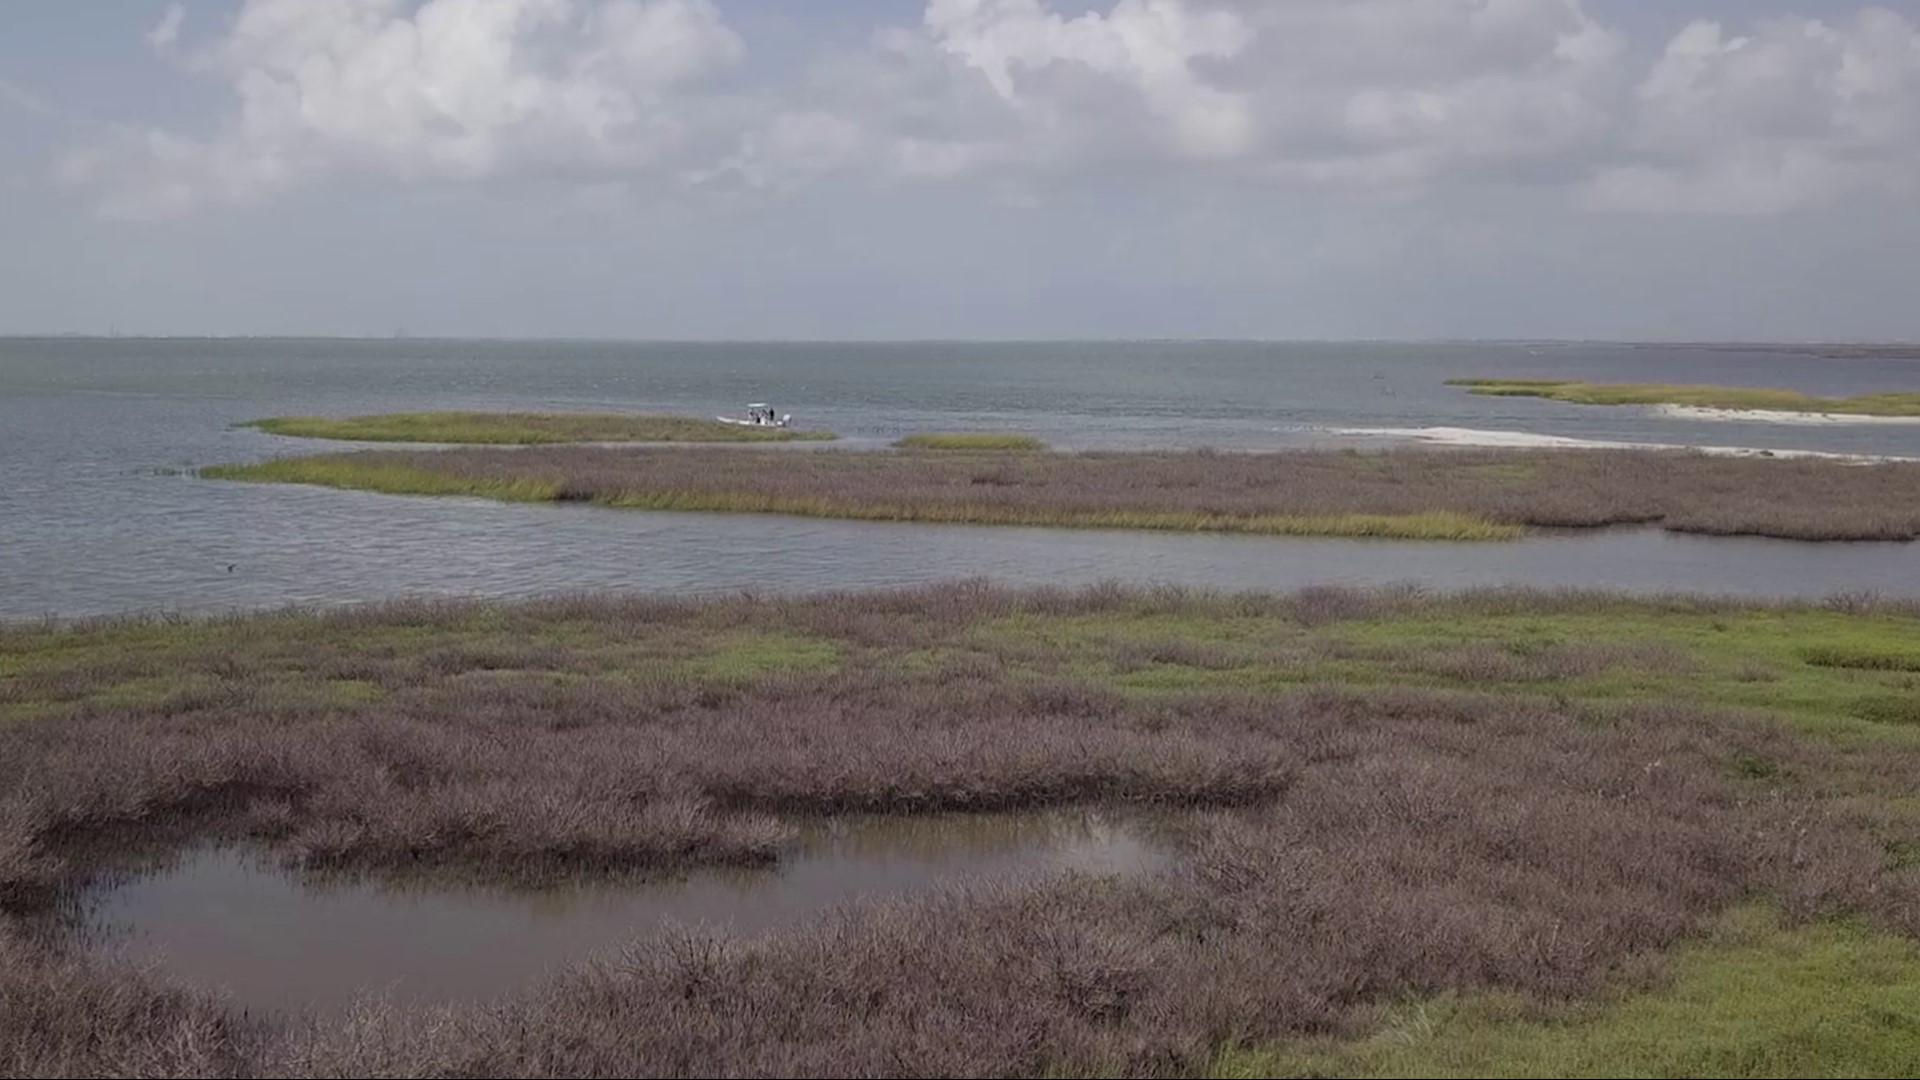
[76,810,1169,1016]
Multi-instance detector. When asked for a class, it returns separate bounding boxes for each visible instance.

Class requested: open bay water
[4,337,1919,619]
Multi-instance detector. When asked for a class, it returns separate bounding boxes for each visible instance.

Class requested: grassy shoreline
[1451,379,1920,417]
[204,455,1516,540]
[246,411,838,444]
[4,583,1920,1076]
[203,444,1920,542]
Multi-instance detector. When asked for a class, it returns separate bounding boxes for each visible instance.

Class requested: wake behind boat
[718,403,793,428]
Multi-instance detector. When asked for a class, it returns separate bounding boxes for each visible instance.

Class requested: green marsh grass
[1213,907,1920,1079]
[1449,379,1920,417]
[1802,643,1920,672]
[203,454,1524,540]
[202,443,1920,542]
[246,411,838,444]
[201,457,568,503]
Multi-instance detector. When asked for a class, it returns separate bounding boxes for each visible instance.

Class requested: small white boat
[717,403,792,428]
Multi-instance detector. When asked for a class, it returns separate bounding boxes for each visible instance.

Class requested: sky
[1,0,1917,341]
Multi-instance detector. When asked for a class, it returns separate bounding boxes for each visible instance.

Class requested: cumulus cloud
[848,0,1919,210]
[68,0,746,218]
[1590,9,1920,214]
[1225,0,1625,190]
[926,0,1255,160]
[825,0,1623,192]
[58,0,1920,219]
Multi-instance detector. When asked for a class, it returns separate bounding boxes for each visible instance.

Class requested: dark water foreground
[70,811,1168,1017]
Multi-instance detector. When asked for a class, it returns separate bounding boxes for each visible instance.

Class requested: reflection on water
[79,810,1166,1016]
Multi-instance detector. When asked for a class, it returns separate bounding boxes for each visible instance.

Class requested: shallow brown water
[76,810,1167,1016]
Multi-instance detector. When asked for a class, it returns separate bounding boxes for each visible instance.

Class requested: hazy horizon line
[5,334,1918,350]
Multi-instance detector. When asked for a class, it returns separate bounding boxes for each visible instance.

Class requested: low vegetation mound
[247,411,837,444]
[4,585,1920,1076]
[205,445,1920,542]
[1450,379,1920,417]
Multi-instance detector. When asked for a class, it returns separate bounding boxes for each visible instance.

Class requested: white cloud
[1226,0,1626,190]
[147,3,187,54]
[68,0,745,218]
[1590,9,1920,214]
[59,0,1920,220]
[688,110,869,194]
[925,0,1255,160]
[847,0,1920,212]
[59,128,291,221]
[822,0,1626,194]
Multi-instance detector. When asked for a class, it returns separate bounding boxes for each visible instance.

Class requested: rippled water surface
[5,338,1918,617]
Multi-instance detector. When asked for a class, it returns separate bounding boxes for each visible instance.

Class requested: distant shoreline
[1333,425,1920,464]
[1450,378,1920,418]
[6,334,1919,355]
[245,412,837,445]
[1651,404,1920,426]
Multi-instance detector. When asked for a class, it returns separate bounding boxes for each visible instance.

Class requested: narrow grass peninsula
[246,411,838,444]
[1450,379,1920,418]
[203,445,1920,542]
